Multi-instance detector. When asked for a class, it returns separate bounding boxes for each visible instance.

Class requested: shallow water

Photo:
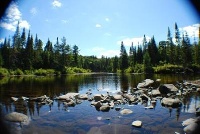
[0,73,200,134]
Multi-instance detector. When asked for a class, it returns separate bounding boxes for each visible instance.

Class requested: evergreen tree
[72,45,79,67]
[143,51,152,73]
[129,42,136,67]
[120,41,128,72]
[148,36,158,66]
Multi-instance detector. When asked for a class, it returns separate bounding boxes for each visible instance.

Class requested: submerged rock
[120,109,133,115]
[132,120,142,127]
[5,112,29,123]
[161,97,182,108]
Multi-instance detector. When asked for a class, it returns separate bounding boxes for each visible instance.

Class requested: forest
[0,22,200,76]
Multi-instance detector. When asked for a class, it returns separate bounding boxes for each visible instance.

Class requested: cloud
[30,7,37,16]
[91,47,119,58]
[52,0,62,7]
[180,23,199,38]
[61,20,68,24]
[105,18,110,22]
[0,2,30,31]
[117,36,151,47]
[95,24,101,28]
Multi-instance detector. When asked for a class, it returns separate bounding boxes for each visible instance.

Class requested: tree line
[0,22,200,74]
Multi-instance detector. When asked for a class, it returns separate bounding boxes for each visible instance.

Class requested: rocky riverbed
[5,79,200,133]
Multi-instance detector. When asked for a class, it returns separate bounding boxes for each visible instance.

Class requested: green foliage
[63,67,91,74]
[134,64,144,73]
[0,68,9,77]
[125,67,134,73]
[153,64,183,74]
[14,68,24,75]
[34,69,55,76]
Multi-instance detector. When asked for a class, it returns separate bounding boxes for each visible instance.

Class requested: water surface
[0,73,200,134]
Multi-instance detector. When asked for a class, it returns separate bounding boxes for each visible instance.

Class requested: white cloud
[52,0,62,7]
[95,24,101,28]
[0,2,30,31]
[61,20,68,24]
[117,36,151,47]
[91,47,119,58]
[30,7,37,16]
[180,23,199,38]
[19,20,30,29]
[105,18,110,22]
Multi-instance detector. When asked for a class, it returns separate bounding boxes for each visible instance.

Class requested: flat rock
[100,105,110,112]
[5,112,29,123]
[159,84,178,94]
[120,109,133,115]
[137,79,154,89]
[57,93,79,100]
[78,94,88,100]
[161,97,182,108]
[11,97,18,101]
[112,94,123,100]
[132,120,142,127]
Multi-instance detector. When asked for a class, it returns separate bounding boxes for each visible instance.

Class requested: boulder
[132,120,142,127]
[91,101,102,108]
[100,105,110,112]
[93,94,105,102]
[123,94,137,102]
[120,109,133,115]
[159,84,178,94]
[5,112,29,123]
[161,97,182,108]
[151,89,161,96]
[182,117,200,134]
[111,95,123,101]
[78,94,88,100]
[57,93,79,100]
[137,79,154,89]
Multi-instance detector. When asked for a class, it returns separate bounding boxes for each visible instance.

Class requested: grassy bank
[0,67,92,77]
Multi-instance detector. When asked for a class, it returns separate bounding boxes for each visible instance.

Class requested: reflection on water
[0,73,200,134]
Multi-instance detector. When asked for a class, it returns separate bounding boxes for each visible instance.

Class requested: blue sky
[0,0,199,57]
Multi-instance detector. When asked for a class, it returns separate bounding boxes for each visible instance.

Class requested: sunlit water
[0,73,200,134]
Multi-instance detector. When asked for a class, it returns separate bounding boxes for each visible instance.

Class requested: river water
[0,73,200,134]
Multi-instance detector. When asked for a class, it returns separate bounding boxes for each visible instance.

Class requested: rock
[182,118,197,126]
[156,79,161,82]
[197,88,200,92]
[11,97,18,101]
[22,96,29,101]
[111,94,123,100]
[93,94,105,102]
[5,112,29,123]
[120,109,133,115]
[151,89,161,96]
[140,94,149,101]
[108,101,114,108]
[100,105,110,112]
[63,99,75,107]
[78,94,88,100]
[159,84,178,94]
[123,94,137,102]
[161,97,182,108]
[132,120,142,127]
[183,123,200,134]
[91,101,102,108]
[145,105,154,109]
[137,79,154,89]
[56,93,79,100]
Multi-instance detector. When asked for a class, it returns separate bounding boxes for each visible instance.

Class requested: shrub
[153,64,183,74]
[14,68,24,75]
[34,69,47,76]
[0,68,9,77]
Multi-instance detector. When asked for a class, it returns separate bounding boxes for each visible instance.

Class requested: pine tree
[120,41,128,72]
[72,45,79,67]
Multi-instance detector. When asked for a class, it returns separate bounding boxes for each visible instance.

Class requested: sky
[0,0,199,58]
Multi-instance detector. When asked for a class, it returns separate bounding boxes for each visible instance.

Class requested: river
[0,73,200,134]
